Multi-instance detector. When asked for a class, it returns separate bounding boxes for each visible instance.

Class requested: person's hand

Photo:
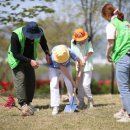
[106,55,112,62]
[81,58,86,66]
[46,54,51,64]
[30,60,39,69]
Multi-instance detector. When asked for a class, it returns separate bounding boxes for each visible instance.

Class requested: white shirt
[106,15,117,39]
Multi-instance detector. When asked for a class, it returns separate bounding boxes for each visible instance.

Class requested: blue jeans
[116,54,130,114]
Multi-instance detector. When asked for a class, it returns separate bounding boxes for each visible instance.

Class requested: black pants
[12,62,35,106]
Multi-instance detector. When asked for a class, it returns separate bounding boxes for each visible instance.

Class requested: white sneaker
[21,104,34,116]
[117,116,130,122]
[87,100,94,109]
[52,107,59,115]
[114,109,127,119]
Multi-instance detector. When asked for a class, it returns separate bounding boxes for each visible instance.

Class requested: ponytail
[88,35,91,42]
[117,11,124,21]
[72,40,77,45]
[113,8,124,21]
[102,3,124,21]
[73,40,77,45]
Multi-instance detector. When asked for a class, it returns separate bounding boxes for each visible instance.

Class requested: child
[102,3,130,122]
[48,44,81,115]
[71,28,94,109]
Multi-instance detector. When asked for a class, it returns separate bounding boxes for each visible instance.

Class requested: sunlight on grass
[0,94,130,130]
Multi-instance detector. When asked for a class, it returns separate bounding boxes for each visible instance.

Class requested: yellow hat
[53,45,70,63]
[73,28,88,42]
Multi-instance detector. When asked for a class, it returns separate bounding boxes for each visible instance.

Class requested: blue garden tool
[59,66,77,113]
[64,88,77,112]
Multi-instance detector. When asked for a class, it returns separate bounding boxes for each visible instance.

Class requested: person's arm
[106,23,116,62]
[60,65,76,88]
[106,39,114,62]
[40,34,51,64]
[69,49,82,80]
[82,41,94,65]
[11,32,31,63]
[84,52,93,61]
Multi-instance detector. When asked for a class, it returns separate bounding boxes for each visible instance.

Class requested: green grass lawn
[0,94,130,130]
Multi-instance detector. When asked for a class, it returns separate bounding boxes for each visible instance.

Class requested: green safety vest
[8,27,40,69]
[111,17,130,63]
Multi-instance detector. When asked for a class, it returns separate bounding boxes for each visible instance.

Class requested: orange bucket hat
[73,28,88,42]
[53,45,70,63]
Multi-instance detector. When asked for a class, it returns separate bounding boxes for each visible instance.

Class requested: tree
[37,17,76,56]
[79,0,105,42]
[0,0,55,25]
[0,0,56,53]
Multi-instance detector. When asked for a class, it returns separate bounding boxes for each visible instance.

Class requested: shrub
[91,79,119,94]
[35,84,50,98]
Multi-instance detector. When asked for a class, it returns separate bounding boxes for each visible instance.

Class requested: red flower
[4,95,15,108]
[36,80,50,88]
[0,91,21,112]
[0,81,13,91]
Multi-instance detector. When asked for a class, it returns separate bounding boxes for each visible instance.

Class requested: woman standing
[102,3,130,122]
[71,28,94,109]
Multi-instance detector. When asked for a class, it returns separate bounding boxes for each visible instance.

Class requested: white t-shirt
[106,23,116,39]
[106,15,117,39]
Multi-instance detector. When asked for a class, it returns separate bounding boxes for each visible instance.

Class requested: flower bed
[91,79,119,94]
[0,81,13,91]
[0,80,119,94]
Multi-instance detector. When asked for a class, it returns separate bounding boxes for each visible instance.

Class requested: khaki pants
[12,63,35,106]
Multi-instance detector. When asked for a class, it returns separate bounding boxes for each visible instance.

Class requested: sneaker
[87,99,94,109]
[117,116,130,122]
[114,109,127,119]
[52,106,59,115]
[21,104,34,116]
[77,102,85,110]
[61,94,69,102]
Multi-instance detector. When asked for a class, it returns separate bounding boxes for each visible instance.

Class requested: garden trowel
[64,88,77,112]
